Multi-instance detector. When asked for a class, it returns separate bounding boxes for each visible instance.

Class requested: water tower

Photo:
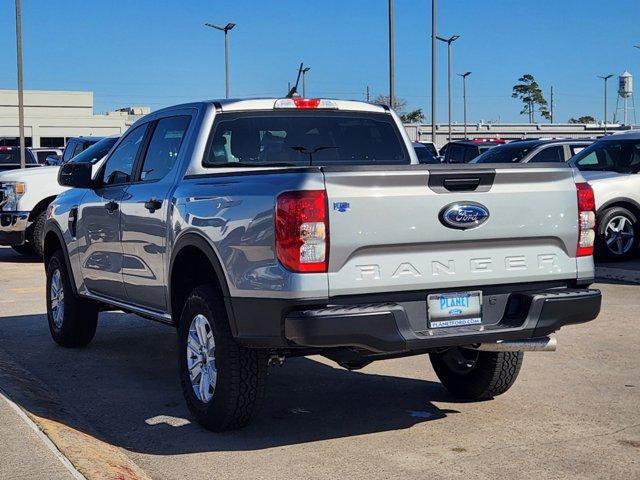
[614,71,636,125]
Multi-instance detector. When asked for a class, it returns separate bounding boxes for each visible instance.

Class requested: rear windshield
[572,139,640,174]
[203,111,409,167]
[67,137,118,164]
[472,144,535,163]
[0,150,36,165]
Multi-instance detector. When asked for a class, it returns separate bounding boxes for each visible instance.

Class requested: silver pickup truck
[43,98,601,431]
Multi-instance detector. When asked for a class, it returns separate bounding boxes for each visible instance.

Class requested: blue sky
[0,0,639,123]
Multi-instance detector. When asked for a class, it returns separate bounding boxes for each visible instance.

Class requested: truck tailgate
[323,165,580,296]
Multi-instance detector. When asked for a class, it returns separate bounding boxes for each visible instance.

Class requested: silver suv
[43,98,601,431]
[571,130,640,259]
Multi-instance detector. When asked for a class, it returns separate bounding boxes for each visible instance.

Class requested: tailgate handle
[443,177,481,191]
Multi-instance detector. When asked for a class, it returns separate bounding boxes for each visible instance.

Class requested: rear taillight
[576,182,596,257]
[275,190,329,273]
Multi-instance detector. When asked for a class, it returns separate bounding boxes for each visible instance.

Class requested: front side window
[573,139,640,174]
[203,111,408,167]
[139,116,191,182]
[102,124,148,185]
[62,141,77,162]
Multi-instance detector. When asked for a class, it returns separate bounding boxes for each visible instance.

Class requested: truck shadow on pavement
[0,311,460,454]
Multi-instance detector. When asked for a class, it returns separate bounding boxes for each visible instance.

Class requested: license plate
[427,291,482,329]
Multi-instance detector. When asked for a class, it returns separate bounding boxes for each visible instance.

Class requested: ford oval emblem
[439,202,490,230]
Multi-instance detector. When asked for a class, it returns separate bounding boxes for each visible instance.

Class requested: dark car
[412,142,440,164]
[0,146,40,172]
[471,139,592,164]
[46,136,104,165]
[441,138,506,163]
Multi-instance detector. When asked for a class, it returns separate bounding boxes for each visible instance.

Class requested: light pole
[436,34,460,143]
[598,74,613,134]
[388,0,395,108]
[302,67,310,97]
[458,72,471,139]
[431,0,437,143]
[204,22,236,98]
[14,0,25,168]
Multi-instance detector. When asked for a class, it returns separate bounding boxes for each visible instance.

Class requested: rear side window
[102,124,148,185]
[529,146,565,163]
[139,116,191,182]
[573,140,640,173]
[203,111,409,167]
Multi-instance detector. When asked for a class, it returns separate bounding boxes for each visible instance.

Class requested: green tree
[568,115,596,124]
[373,94,424,123]
[512,74,551,122]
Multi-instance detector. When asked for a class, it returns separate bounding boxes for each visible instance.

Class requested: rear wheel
[430,347,524,400]
[46,250,99,347]
[596,207,638,261]
[178,285,267,431]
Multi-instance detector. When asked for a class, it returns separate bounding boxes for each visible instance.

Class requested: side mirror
[58,162,94,188]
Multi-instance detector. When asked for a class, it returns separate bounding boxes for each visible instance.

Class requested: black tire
[178,285,267,431]
[27,210,47,258]
[596,206,638,261]
[46,250,99,347]
[430,347,524,400]
[11,243,35,256]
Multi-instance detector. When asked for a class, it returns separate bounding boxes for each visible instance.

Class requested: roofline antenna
[286,63,304,98]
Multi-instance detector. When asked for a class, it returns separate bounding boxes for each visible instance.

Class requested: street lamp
[436,34,460,142]
[14,0,25,168]
[388,0,395,109]
[431,0,437,143]
[302,66,311,97]
[204,22,236,98]
[598,74,614,134]
[458,72,471,139]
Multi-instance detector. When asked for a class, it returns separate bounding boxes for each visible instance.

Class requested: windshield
[571,139,640,174]
[67,137,119,165]
[203,111,409,167]
[0,149,36,165]
[471,144,535,163]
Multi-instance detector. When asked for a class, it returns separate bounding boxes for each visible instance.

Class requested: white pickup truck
[0,137,118,256]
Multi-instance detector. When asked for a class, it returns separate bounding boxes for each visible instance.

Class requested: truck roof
[152,98,389,115]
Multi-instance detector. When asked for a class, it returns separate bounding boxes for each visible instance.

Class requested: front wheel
[596,207,638,261]
[429,347,524,400]
[46,250,99,347]
[178,285,267,431]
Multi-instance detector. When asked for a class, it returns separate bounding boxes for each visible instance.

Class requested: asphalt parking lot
[0,246,638,480]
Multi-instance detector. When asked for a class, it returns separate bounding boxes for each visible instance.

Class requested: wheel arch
[28,195,57,222]
[43,221,78,294]
[597,197,640,224]
[168,232,235,330]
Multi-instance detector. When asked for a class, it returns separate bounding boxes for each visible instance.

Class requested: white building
[0,89,149,147]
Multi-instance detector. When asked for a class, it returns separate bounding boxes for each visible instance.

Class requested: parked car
[44,97,600,431]
[30,147,63,165]
[417,140,439,158]
[46,136,104,166]
[570,130,640,260]
[412,142,440,164]
[0,136,118,257]
[0,146,40,172]
[471,139,593,164]
[441,138,506,163]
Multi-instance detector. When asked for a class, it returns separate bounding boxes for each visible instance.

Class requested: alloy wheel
[50,269,65,329]
[187,314,217,403]
[605,215,635,256]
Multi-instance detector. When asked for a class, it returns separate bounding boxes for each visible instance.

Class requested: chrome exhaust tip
[466,336,557,352]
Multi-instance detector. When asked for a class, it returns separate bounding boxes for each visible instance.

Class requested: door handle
[104,200,119,213]
[144,198,162,213]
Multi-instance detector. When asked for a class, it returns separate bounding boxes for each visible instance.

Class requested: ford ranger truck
[43,98,601,431]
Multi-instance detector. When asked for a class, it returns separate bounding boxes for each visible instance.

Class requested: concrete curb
[0,352,152,480]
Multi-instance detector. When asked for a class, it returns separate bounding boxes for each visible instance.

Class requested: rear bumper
[229,284,601,352]
[0,212,29,246]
